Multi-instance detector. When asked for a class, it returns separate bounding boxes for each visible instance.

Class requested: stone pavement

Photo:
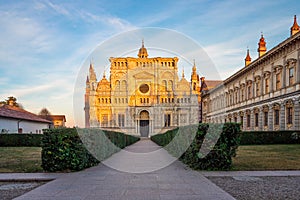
[13,139,235,200]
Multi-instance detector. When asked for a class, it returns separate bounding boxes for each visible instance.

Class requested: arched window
[247,85,252,99]
[273,103,280,127]
[265,78,270,93]
[168,80,173,91]
[115,80,120,90]
[286,100,294,125]
[288,67,294,86]
[162,80,167,91]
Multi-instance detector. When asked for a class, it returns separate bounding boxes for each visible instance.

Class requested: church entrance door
[140,120,149,137]
[139,110,149,137]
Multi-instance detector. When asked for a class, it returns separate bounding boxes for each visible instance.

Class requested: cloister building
[202,16,300,131]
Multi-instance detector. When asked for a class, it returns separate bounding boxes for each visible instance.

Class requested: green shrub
[0,134,43,147]
[151,123,241,170]
[240,131,300,145]
[41,128,139,172]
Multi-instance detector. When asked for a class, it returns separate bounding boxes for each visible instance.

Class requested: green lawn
[0,147,43,173]
[0,145,299,172]
[232,144,300,170]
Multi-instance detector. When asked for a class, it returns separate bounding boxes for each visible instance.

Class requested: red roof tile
[0,105,52,123]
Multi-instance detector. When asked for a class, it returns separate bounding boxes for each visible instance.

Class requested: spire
[245,48,251,66]
[86,75,89,83]
[192,59,196,72]
[291,15,300,36]
[258,33,267,57]
[191,59,198,81]
[182,68,185,78]
[138,40,148,58]
[89,61,97,81]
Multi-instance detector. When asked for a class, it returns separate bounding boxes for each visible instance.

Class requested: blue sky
[0,0,299,127]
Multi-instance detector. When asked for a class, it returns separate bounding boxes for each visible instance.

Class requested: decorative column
[252,72,255,99]
[280,102,286,130]
[250,109,254,131]
[270,64,274,93]
[297,49,300,84]
[282,57,287,88]
[261,69,264,96]
[259,108,263,131]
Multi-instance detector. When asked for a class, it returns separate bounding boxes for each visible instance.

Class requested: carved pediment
[246,80,252,85]
[262,105,269,112]
[254,75,261,82]
[263,71,271,78]
[239,111,244,116]
[274,65,283,74]
[286,58,297,68]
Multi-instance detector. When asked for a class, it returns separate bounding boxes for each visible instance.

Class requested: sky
[0,0,299,127]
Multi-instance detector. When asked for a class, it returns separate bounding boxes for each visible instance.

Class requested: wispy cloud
[0,10,58,68]
[44,0,70,17]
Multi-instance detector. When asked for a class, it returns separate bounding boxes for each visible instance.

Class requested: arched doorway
[139,110,149,137]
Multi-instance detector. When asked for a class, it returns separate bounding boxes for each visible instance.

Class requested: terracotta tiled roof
[50,115,66,122]
[0,105,51,123]
[205,80,223,89]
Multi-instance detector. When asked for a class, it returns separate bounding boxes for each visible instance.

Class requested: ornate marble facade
[202,16,300,131]
[85,42,201,137]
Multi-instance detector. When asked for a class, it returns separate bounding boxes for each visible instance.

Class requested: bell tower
[138,40,148,58]
[258,34,267,57]
[245,48,251,66]
[191,60,199,92]
[291,15,300,36]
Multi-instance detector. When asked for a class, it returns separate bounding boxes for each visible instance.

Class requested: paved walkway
[13,139,235,200]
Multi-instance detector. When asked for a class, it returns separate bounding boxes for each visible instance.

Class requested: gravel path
[0,181,47,200]
[208,176,300,200]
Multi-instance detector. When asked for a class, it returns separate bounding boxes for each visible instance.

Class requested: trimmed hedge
[151,123,241,170]
[0,134,43,147]
[240,131,300,145]
[42,128,139,172]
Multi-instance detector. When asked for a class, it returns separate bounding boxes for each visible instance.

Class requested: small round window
[139,84,149,93]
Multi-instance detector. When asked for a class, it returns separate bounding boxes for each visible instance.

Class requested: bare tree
[39,108,52,121]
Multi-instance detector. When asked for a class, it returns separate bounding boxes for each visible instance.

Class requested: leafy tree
[0,96,24,108]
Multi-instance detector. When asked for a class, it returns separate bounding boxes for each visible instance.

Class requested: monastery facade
[202,16,300,131]
[84,42,202,137]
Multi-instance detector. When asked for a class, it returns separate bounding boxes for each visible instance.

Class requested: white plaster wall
[0,118,19,133]
[0,118,49,133]
[19,121,49,133]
